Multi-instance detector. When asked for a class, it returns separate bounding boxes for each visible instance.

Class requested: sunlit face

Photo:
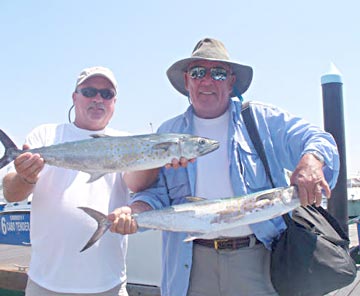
[72,76,117,131]
[184,60,235,119]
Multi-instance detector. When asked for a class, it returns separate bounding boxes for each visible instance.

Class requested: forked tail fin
[78,207,112,252]
[0,129,19,169]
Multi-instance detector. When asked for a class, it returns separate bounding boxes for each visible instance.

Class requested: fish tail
[0,129,19,169]
[78,207,112,252]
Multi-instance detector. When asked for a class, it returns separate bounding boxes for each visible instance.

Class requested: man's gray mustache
[88,103,105,110]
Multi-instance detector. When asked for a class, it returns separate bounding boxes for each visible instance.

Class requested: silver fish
[78,186,299,252]
[0,129,219,182]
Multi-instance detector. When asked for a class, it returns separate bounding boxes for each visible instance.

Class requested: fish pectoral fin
[255,191,275,202]
[185,196,207,202]
[78,207,111,252]
[152,142,174,151]
[87,172,107,183]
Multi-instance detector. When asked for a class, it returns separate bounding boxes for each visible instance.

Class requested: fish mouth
[202,141,220,155]
[212,141,220,150]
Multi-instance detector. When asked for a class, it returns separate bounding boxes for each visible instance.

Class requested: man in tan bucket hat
[111,38,339,296]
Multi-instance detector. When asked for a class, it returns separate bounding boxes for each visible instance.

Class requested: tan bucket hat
[166,38,253,97]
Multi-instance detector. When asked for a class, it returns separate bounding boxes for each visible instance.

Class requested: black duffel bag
[271,205,357,296]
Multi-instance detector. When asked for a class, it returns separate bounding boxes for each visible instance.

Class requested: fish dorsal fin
[284,169,293,184]
[90,134,111,138]
[185,196,207,202]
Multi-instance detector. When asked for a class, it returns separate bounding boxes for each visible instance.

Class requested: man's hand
[3,144,45,202]
[290,153,331,206]
[165,157,195,169]
[108,201,153,235]
[14,144,44,185]
[108,206,138,234]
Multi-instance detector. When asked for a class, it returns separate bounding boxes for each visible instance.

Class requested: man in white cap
[3,66,133,295]
[110,38,340,296]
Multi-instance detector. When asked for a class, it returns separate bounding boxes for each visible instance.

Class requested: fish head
[280,186,300,205]
[180,135,219,158]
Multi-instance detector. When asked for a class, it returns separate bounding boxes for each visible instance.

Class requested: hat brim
[166,57,253,97]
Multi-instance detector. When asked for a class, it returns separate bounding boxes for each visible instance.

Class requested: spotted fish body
[134,186,299,240]
[0,130,219,182]
[79,186,299,251]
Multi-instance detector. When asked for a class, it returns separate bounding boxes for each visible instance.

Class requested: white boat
[347,176,360,218]
[0,200,31,246]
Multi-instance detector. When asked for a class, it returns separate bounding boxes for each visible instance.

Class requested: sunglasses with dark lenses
[76,87,115,100]
[188,66,228,81]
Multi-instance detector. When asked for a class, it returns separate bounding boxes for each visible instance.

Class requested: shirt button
[184,264,189,269]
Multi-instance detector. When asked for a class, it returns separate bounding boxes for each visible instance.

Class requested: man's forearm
[130,201,153,214]
[2,172,34,202]
[123,168,159,193]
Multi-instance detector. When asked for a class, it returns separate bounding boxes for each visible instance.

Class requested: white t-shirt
[25,123,130,293]
[194,111,252,237]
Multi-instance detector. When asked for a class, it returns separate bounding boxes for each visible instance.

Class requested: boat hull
[0,204,30,246]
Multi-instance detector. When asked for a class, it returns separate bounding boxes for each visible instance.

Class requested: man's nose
[200,72,213,84]
[92,93,103,102]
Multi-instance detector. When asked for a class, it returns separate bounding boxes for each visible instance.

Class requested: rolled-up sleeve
[250,102,339,189]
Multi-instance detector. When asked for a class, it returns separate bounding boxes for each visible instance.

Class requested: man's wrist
[19,175,37,185]
[306,151,325,165]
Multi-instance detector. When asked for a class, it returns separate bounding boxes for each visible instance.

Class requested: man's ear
[230,73,236,87]
[72,92,77,103]
[184,72,189,91]
[228,74,236,97]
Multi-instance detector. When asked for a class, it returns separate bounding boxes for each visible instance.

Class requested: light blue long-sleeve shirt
[131,98,339,296]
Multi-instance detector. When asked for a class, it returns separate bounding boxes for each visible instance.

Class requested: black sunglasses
[188,66,229,81]
[76,87,115,100]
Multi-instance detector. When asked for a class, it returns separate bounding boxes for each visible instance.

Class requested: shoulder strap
[241,102,275,188]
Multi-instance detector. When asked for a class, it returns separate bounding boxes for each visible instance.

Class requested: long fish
[0,129,219,182]
[78,186,299,252]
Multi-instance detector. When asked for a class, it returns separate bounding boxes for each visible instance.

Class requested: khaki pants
[25,278,129,296]
[187,242,278,296]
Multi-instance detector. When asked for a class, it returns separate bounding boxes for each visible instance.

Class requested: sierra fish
[79,186,299,252]
[0,129,219,183]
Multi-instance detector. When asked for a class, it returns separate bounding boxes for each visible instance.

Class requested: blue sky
[1,1,359,179]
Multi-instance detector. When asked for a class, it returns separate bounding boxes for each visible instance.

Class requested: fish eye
[198,138,206,145]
